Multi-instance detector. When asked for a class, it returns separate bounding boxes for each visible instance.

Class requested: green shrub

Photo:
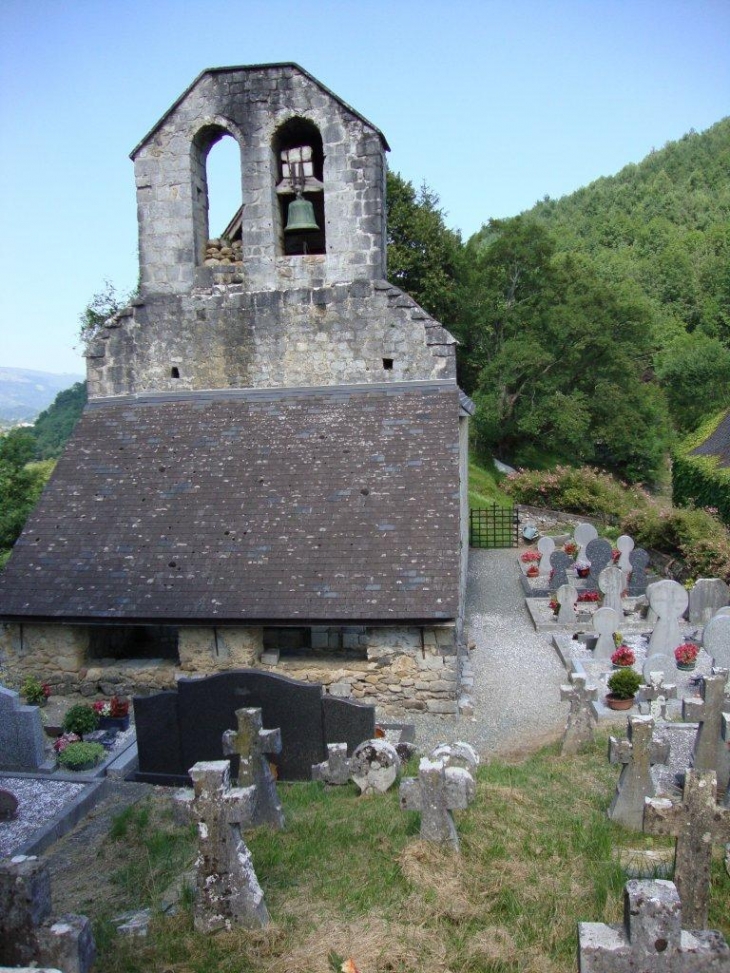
[622,505,730,583]
[672,410,730,527]
[56,741,105,770]
[62,704,99,737]
[21,675,50,705]
[502,465,652,520]
[607,668,642,699]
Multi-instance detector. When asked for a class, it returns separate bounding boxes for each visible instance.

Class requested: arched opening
[273,118,326,257]
[191,126,243,266]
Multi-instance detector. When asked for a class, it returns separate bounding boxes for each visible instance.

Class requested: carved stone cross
[648,580,689,656]
[599,565,624,615]
[560,673,598,756]
[399,756,476,851]
[312,742,352,785]
[608,716,669,831]
[592,606,621,662]
[644,770,730,928]
[222,707,284,829]
[556,582,578,623]
[682,672,730,797]
[639,673,677,722]
[189,760,269,932]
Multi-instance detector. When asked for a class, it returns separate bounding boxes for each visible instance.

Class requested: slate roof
[690,410,730,469]
[0,382,462,624]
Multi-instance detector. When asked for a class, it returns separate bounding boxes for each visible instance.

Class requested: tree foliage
[33,381,87,459]
[77,279,129,345]
[0,429,52,556]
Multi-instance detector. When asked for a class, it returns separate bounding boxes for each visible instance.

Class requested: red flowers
[611,645,635,667]
[674,643,699,665]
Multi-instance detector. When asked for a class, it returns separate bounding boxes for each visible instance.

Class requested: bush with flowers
[611,645,635,667]
[21,676,51,705]
[93,696,130,719]
[674,642,699,666]
[53,732,80,753]
[526,565,540,577]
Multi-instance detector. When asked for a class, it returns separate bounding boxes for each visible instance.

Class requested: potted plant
[564,541,578,557]
[674,642,699,671]
[606,667,642,711]
[56,741,106,772]
[92,696,131,731]
[611,645,635,668]
[526,564,540,578]
[62,704,99,739]
[575,557,591,578]
[21,675,51,707]
[520,550,541,564]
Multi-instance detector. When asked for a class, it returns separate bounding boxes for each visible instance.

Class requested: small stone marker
[639,673,677,722]
[399,756,476,851]
[703,612,730,670]
[592,606,621,662]
[586,538,614,591]
[599,565,625,615]
[560,673,598,755]
[682,672,730,796]
[350,739,401,794]
[429,741,480,774]
[537,535,555,574]
[689,578,730,626]
[312,742,352,785]
[648,580,689,656]
[608,716,669,831]
[550,550,572,590]
[578,878,730,972]
[616,534,635,572]
[574,522,598,558]
[0,788,19,821]
[627,547,651,596]
[189,760,269,932]
[556,583,578,623]
[644,770,730,928]
[222,707,284,829]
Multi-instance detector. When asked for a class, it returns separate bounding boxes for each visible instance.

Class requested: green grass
[468,458,511,509]
[86,734,730,973]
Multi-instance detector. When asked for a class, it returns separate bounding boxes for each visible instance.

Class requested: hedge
[672,410,730,528]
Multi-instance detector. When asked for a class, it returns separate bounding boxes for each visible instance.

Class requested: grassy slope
[468,458,511,508]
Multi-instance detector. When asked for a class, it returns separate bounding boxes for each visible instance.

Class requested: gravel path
[388,548,569,757]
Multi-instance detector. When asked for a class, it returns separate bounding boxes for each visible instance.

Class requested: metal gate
[469,505,519,548]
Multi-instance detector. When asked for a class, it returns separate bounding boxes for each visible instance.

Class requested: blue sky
[1,0,728,375]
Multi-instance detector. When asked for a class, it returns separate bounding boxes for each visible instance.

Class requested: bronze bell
[285,194,319,233]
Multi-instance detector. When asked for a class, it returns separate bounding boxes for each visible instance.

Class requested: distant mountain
[0,368,84,426]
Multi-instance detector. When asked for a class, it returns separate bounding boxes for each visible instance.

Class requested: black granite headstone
[586,538,613,592]
[628,547,650,596]
[134,692,184,781]
[323,695,375,756]
[549,551,572,591]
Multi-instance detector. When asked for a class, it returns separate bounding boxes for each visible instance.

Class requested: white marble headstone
[556,583,578,623]
[537,535,555,574]
[574,522,598,558]
[647,580,689,656]
[616,535,635,572]
[599,565,624,614]
[592,606,621,662]
[688,578,730,626]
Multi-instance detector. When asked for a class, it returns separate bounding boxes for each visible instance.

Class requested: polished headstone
[627,547,651,596]
[586,538,614,592]
[549,550,572,590]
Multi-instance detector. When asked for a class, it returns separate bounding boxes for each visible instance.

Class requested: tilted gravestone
[350,739,401,794]
[586,538,614,592]
[574,522,598,558]
[549,550,572,591]
[648,580,689,656]
[0,687,48,772]
[578,879,730,972]
[682,672,730,797]
[599,565,625,615]
[560,673,598,756]
[592,606,621,662]
[312,743,352,785]
[429,741,480,774]
[0,855,95,973]
[399,756,476,851]
[608,716,669,831]
[222,707,284,829]
[689,579,730,627]
[627,547,651,596]
[703,613,730,671]
[537,535,555,574]
[639,673,677,722]
[556,583,578,623]
[644,770,730,929]
[189,760,269,932]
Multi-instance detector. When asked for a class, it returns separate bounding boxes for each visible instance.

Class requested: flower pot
[605,694,635,711]
[576,568,590,578]
[97,715,130,732]
[612,663,633,670]
[676,662,696,672]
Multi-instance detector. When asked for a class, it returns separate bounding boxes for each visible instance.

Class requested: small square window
[382,358,394,371]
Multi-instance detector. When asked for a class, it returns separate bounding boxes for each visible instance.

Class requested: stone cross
[644,770,730,928]
[350,739,401,794]
[429,741,480,774]
[639,673,677,722]
[586,538,614,592]
[648,580,689,656]
[627,547,651,596]
[682,672,730,796]
[549,550,572,590]
[312,742,352,785]
[189,760,269,932]
[578,878,730,972]
[0,855,96,973]
[222,707,284,829]
[537,535,555,574]
[592,606,621,662]
[574,522,598,558]
[689,578,730,627]
[616,534,635,573]
[703,612,730,671]
[399,756,476,851]
[556,583,578,623]
[560,673,598,755]
[608,716,669,831]
[599,565,625,615]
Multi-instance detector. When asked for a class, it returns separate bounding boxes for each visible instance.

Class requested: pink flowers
[611,645,635,667]
[674,643,699,665]
[53,732,80,753]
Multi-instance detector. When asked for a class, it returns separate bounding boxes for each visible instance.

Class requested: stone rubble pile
[204,238,243,266]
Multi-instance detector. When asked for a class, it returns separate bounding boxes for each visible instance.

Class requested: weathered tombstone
[350,739,401,794]
[549,550,572,590]
[0,687,48,772]
[627,547,651,596]
[599,565,625,615]
[312,743,352,786]
[222,707,284,829]
[586,538,614,591]
[0,855,95,973]
[689,579,730,627]
[399,756,476,851]
[556,583,578,623]
[648,580,689,656]
[644,770,730,928]
[578,878,730,972]
[608,716,669,830]
[537,535,555,574]
[189,760,269,932]
[0,788,19,821]
[429,741,480,774]
[592,606,621,662]
[574,522,598,558]
[682,672,730,796]
[560,673,598,755]
[642,652,675,685]
[639,674,677,722]
[616,534,635,572]
[703,612,730,671]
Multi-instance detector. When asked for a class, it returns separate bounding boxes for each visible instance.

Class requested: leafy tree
[33,381,87,459]
[0,429,51,555]
[655,332,730,431]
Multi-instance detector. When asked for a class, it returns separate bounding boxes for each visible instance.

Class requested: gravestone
[429,741,480,774]
[560,673,598,755]
[0,789,19,821]
[639,674,677,722]
[627,547,651,596]
[549,550,572,590]
[592,606,621,662]
[644,770,730,928]
[556,583,578,623]
[717,606,730,617]
[682,672,730,796]
[648,580,689,656]
[689,579,730,627]
[312,743,352,785]
[642,652,675,685]
[599,565,624,615]
[616,534,635,572]
[0,856,95,973]
[134,669,375,783]
[0,687,48,772]
[350,739,401,794]
[222,707,284,829]
[574,522,598,558]
[537,535,555,574]
[578,879,730,972]
[608,716,669,831]
[189,760,269,932]
[703,613,730,670]
[586,538,614,592]
[399,756,476,851]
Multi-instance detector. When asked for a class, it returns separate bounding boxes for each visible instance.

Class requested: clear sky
[1,0,728,376]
